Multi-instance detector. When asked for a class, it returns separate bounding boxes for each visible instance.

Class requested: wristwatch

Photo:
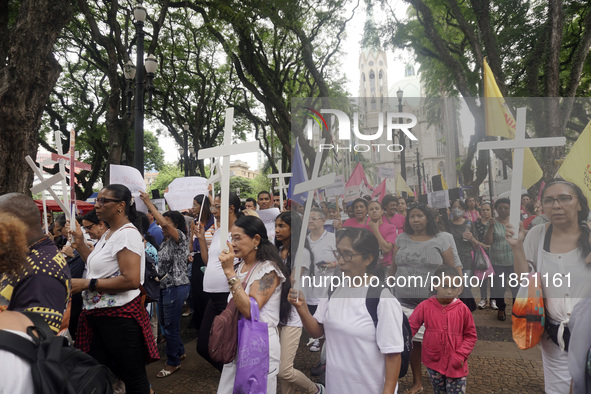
[89,278,98,292]
[227,276,239,287]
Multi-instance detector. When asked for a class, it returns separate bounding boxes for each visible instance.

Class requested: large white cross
[292,139,336,291]
[198,108,260,249]
[26,156,69,220]
[477,107,566,237]
[267,160,292,210]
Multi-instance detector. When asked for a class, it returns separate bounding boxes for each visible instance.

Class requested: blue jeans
[158,284,190,366]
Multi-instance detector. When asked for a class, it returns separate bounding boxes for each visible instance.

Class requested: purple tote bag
[233,297,269,394]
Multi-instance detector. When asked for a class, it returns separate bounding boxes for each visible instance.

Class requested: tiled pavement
[148,294,545,393]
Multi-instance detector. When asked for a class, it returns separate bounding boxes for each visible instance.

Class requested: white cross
[477,107,566,237]
[196,159,222,228]
[292,139,336,291]
[267,160,292,210]
[198,108,259,249]
[26,156,69,220]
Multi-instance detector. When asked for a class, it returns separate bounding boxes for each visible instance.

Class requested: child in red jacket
[409,265,477,393]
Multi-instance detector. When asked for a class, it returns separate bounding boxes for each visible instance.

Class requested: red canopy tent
[34,200,95,214]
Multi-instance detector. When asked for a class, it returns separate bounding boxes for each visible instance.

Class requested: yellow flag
[483,58,543,189]
[558,121,591,203]
[438,168,449,190]
[396,172,414,195]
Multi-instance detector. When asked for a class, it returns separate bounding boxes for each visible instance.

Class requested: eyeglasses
[333,250,364,262]
[83,223,97,231]
[210,205,221,213]
[541,195,574,206]
[308,217,323,221]
[96,197,122,206]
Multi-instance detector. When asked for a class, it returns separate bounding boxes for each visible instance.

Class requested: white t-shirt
[0,330,34,393]
[307,231,337,305]
[230,260,286,328]
[524,223,591,323]
[83,224,145,310]
[314,286,404,394]
[203,229,237,293]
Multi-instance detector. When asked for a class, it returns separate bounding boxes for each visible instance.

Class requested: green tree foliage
[375,0,591,192]
[229,177,255,199]
[148,163,183,196]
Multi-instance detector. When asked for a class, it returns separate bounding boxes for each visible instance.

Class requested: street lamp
[188,145,195,176]
[123,3,157,177]
[396,87,406,180]
[416,148,422,195]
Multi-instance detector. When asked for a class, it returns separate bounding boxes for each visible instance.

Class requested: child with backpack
[409,265,477,393]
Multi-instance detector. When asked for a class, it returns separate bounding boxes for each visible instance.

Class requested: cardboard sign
[378,166,396,179]
[164,176,208,211]
[109,164,148,213]
[428,190,450,209]
[325,175,345,197]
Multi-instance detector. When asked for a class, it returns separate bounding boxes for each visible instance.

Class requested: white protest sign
[427,190,450,209]
[164,177,208,211]
[257,207,280,241]
[151,198,166,212]
[324,175,345,197]
[109,164,148,214]
[378,166,396,179]
[477,107,565,237]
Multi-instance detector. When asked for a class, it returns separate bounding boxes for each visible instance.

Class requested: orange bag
[512,272,545,350]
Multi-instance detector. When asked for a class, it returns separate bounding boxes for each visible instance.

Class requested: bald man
[0,193,71,334]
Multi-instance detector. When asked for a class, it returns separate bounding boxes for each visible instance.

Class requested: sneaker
[315,383,325,393]
[477,299,487,309]
[311,362,326,376]
[490,300,498,310]
[310,339,321,352]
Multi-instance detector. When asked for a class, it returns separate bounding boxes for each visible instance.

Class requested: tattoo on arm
[257,271,277,294]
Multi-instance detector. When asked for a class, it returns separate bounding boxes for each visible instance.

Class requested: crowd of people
[1,179,590,393]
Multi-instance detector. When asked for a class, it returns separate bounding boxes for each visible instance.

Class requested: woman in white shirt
[217,215,290,393]
[70,184,159,394]
[507,180,591,394]
[290,227,404,394]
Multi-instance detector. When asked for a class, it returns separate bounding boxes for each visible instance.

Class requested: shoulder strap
[22,311,55,341]
[543,224,553,252]
[365,285,382,328]
[0,330,37,363]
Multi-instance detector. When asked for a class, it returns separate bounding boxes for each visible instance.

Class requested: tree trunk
[0,0,74,194]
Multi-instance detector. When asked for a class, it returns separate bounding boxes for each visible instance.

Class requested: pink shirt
[409,297,477,378]
[343,217,368,228]
[383,213,405,234]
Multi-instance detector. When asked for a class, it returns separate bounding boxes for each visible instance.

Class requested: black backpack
[143,250,161,303]
[328,285,412,378]
[0,312,113,394]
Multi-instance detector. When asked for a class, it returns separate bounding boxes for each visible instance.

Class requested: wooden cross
[477,107,566,237]
[267,160,292,210]
[26,156,69,219]
[198,108,260,249]
[292,139,336,291]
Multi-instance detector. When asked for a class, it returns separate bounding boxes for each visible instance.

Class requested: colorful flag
[438,168,449,190]
[484,58,543,189]
[371,179,387,203]
[558,121,591,203]
[345,162,372,199]
[287,138,308,206]
[396,172,414,195]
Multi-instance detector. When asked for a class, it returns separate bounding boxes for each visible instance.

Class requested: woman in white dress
[506,180,591,394]
[217,215,290,393]
[289,227,405,394]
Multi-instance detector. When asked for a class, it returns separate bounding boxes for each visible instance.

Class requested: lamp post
[123,3,157,177]
[396,88,406,180]
[188,145,195,176]
[178,145,184,174]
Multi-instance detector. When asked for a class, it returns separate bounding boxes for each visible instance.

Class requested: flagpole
[488,150,494,202]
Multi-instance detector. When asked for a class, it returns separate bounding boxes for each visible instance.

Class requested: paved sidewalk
[148,298,544,393]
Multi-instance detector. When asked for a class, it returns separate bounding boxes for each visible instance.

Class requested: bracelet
[89,278,98,292]
[231,285,242,295]
[227,276,239,286]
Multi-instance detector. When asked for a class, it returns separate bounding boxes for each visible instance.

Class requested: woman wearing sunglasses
[70,184,159,394]
[289,227,404,394]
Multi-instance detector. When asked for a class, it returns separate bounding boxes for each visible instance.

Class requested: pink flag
[371,179,387,203]
[346,163,372,189]
[422,178,428,194]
